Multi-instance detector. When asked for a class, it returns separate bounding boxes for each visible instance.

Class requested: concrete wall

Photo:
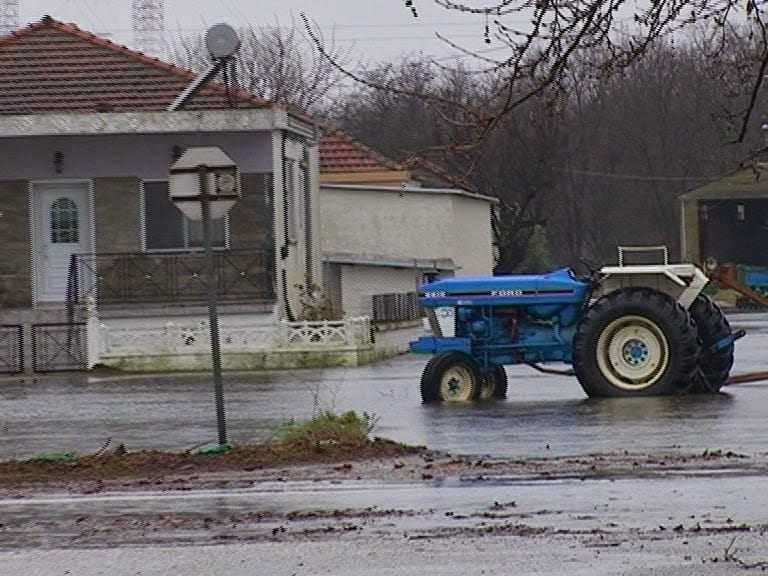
[273,134,322,320]
[340,265,420,318]
[320,186,494,276]
[0,180,31,308]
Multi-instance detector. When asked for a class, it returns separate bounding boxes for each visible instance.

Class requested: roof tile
[0,17,400,175]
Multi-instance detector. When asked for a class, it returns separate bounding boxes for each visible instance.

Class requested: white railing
[278,317,372,349]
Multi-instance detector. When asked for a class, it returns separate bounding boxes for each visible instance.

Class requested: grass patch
[278,411,378,451]
[0,411,419,490]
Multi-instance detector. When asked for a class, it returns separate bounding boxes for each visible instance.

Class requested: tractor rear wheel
[686,295,734,394]
[420,352,481,403]
[573,288,699,397]
[479,366,508,400]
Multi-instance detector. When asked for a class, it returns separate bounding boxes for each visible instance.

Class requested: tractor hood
[419,268,590,307]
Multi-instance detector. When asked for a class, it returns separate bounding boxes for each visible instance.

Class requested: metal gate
[31,323,87,373]
[0,325,23,374]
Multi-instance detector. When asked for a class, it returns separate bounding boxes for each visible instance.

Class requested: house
[0,16,497,374]
[680,155,768,303]
[320,129,496,316]
[680,162,768,267]
[0,16,322,372]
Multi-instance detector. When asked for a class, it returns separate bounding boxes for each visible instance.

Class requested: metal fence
[31,323,87,373]
[0,325,23,374]
[371,292,424,325]
[68,249,275,307]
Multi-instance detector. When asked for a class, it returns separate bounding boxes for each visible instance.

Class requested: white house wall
[320,187,455,262]
[449,195,494,276]
[320,186,494,276]
[0,133,273,180]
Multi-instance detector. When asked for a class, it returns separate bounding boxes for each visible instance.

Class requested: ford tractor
[410,247,744,401]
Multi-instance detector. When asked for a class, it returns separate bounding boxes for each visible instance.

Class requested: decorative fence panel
[371,292,423,324]
[0,325,23,374]
[68,249,274,307]
[32,323,88,373]
[278,317,372,348]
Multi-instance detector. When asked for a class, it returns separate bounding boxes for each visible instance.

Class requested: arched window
[50,198,79,244]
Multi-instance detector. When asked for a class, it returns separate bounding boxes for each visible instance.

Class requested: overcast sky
[19,0,505,66]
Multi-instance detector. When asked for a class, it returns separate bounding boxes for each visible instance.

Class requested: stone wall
[229,173,273,251]
[0,180,31,308]
[94,178,141,254]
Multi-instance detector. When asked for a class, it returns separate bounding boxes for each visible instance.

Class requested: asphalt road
[1,313,767,574]
[0,313,766,461]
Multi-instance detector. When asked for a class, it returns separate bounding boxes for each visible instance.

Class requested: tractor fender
[592,264,709,310]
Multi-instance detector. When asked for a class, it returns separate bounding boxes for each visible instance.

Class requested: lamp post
[170,147,241,448]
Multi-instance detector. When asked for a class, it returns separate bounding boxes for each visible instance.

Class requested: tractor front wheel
[479,366,508,400]
[421,352,481,403]
[573,288,699,397]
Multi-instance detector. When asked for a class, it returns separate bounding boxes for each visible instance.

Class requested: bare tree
[304,0,768,150]
[334,32,764,270]
[173,24,347,114]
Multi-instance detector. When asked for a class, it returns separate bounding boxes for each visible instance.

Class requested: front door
[34,182,93,302]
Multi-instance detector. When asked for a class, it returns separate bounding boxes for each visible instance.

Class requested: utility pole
[199,164,227,447]
[132,0,165,58]
[0,0,19,36]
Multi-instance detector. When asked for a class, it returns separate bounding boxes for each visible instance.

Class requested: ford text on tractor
[410,247,745,402]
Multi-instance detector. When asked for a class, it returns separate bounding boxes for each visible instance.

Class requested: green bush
[278,411,378,450]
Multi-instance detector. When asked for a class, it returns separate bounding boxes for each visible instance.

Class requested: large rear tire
[687,295,734,394]
[573,288,700,397]
[420,352,481,403]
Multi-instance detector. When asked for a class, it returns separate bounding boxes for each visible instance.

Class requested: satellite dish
[206,24,241,59]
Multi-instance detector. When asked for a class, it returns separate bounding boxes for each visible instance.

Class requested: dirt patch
[0,438,422,492]
[1,445,766,498]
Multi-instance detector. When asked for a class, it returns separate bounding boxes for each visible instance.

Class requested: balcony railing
[67,249,275,307]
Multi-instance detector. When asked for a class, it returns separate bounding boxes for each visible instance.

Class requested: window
[50,197,79,243]
[143,181,227,251]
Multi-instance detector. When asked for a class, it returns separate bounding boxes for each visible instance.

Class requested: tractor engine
[416,268,592,366]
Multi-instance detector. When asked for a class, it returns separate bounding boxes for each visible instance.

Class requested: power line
[554,166,726,182]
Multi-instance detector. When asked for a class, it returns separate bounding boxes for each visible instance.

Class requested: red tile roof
[0,17,400,175]
[319,128,402,174]
[0,16,268,115]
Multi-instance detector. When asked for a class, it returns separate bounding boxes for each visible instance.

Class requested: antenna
[132,0,165,57]
[206,24,241,59]
[168,23,241,112]
[0,0,19,37]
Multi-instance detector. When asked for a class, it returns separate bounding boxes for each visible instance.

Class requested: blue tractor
[410,248,743,401]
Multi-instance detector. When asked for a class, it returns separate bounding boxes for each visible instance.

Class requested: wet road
[1,468,767,573]
[0,313,767,461]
